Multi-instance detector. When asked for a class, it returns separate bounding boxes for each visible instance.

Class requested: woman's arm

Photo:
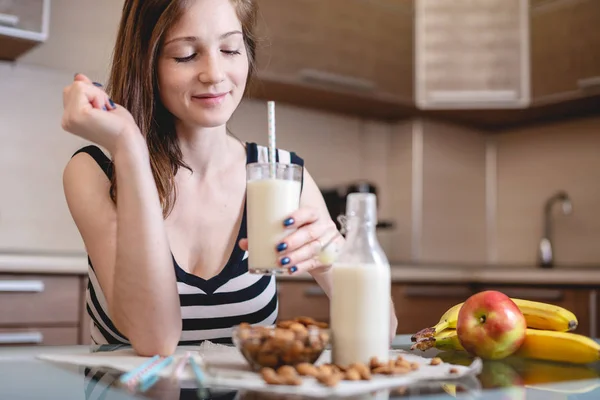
[62,77,181,356]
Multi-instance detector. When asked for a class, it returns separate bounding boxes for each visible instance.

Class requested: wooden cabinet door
[254,0,413,100]
[277,281,330,323]
[0,275,80,325]
[392,284,474,335]
[530,0,600,100]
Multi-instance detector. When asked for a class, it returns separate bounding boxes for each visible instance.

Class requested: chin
[190,113,231,128]
[187,96,240,128]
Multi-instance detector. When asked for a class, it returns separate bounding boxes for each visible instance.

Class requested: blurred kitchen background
[0,0,599,345]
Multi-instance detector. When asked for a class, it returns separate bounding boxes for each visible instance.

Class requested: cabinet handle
[304,286,326,297]
[298,69,376,92]
[0,13,19,27]
[0,332,43,344]
[0,280,45,293]
[480,288,563,301]
[404,286,472,298]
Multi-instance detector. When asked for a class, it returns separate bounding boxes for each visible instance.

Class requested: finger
[90,81,117,111]
[282,206,319,228]
[238,238,248,251]
[72,75,114,110]
[70,81,109,111]
[74,73,93,84]
[289,257,321,275]
[276,220,334,254]
[278,238,322,269]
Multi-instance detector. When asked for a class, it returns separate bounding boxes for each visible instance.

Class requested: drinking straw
[135,355,174,389]
[118,355,161,384]
[267,101,276,178]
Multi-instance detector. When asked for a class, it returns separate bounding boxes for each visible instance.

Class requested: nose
[198,51,225,84]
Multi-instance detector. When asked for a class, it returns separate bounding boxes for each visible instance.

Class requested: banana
[410,302,461,341]
[512,298,578,332]
[414,328,600,365]
[433,329,465,352]
[515,328,600,364]
[410,328,465,352]
[411,298,578,343]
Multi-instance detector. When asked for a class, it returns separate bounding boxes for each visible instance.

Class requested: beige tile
[360,120,393,255]
[420,119,487,264]
[496,116,600,266]
[386,120,414,262]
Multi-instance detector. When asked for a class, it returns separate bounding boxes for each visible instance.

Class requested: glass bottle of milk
[331,192,391,367]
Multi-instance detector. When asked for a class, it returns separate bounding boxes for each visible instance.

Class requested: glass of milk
[330,192,392,366]
[246,162,303,274]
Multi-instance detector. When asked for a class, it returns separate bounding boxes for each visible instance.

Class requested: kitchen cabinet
[391,284,474,335]
[0,273,85,346]
[530,0,600,101]
[0,0,50,60]
[276,281,330,323]
[251,0,415,120]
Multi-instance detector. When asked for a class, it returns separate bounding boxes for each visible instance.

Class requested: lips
[192,92,228,99]
[191,92,229,106]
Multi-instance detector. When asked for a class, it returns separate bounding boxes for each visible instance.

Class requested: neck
[175,122,244,177]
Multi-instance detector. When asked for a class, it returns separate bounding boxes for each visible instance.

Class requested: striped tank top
[73,142,304,346]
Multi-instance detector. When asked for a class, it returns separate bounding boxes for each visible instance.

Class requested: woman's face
[157,0,249,129]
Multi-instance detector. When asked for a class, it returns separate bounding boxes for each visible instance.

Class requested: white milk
[331,263,391,366]
[246,178,301,271]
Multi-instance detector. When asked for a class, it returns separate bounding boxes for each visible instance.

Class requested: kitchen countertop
[1,336,599,399]
[280,265,600,286]
[2,253,600,286]
[0,253,88,275]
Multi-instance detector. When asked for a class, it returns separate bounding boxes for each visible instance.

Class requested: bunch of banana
[411,297,578,343]
[412,328,600,364]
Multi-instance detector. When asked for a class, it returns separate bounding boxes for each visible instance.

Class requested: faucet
[538,190,573,268]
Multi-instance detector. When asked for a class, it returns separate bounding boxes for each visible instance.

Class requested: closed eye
[174,54,196,63]
[222,50,241,56]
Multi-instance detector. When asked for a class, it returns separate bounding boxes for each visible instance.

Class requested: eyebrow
[164,30,243,46]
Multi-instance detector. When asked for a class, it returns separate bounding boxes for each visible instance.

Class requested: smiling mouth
[192,92,228,99]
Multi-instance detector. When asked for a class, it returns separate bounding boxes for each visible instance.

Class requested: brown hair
[106,0,258,217]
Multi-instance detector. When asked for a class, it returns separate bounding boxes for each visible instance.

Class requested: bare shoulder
[63,150,116,234]
[63,151,112,204]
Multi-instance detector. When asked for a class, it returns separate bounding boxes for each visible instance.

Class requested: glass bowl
[232,320,330,371]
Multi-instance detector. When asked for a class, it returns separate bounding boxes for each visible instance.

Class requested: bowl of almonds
[232,316,330,371]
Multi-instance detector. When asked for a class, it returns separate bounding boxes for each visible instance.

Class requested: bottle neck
[345,217,378,243]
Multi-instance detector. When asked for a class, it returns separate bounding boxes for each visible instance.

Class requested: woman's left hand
[239,206,343,274]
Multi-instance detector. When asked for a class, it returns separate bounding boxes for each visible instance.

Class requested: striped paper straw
[267,101,276,178]
[119,355,161,385]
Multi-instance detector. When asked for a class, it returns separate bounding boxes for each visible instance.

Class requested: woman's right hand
[61,73,140,154]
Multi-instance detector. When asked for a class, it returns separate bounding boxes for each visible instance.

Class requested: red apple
[456,290,527,360]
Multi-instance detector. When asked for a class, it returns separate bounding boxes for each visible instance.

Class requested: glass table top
[1,336,599,400]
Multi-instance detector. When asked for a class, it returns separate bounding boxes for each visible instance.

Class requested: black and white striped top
[73,142,304,346]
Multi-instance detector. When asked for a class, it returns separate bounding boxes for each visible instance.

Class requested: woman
[61,0,398,356]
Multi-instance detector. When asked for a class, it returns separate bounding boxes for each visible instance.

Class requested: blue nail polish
[92,82,103,87]
[280,257,290,266]
[283,218,295,227]
[289,266,298,274]
[109,99,116,109]
[102,105,107,111]
[276,243,287,252]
